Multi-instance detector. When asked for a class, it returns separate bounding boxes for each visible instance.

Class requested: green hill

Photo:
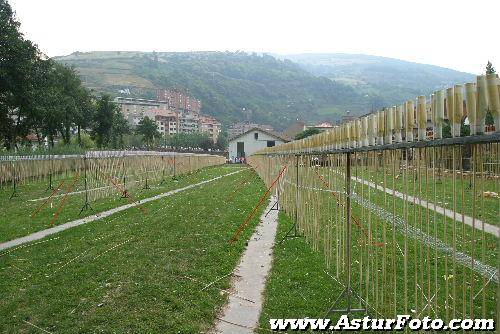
[280,53,475,109]
[56,51,475,130]
[55,51,365,129]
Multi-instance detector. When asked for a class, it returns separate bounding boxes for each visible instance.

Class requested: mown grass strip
[0,166,265,333]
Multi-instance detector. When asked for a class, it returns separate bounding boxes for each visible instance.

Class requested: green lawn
[0,165,266,333]
[0,165,240,243]
[352,161,499,226]
[257,160,498,329]
[258,213,340,333]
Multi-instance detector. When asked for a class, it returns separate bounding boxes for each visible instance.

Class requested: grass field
[0,165,239,243]
[258,213,340,333]
[250,154,498,329]
[0,165,266,333]
[258,196,497,333]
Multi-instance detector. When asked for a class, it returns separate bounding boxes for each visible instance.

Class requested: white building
[228,127,289,161]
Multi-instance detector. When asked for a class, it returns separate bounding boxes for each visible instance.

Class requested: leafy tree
[110,112,130,149]
[215,131,228,150]
[136,116,159,148]
[70,131,95,149]
[0,0,95,150]
[92,95,116,148]
[484,61,496,126]
[166,132,212,149]
[295,128,321,140]
[0,0,42,149]
[199,137,214,151]
[442,119,470,137]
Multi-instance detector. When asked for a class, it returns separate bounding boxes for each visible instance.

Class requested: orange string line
[49,172,80,227]
[229,164,288,245]
[31,179,66,218]
[313,167,383,247]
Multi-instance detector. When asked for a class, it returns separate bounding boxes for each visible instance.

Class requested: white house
[228,127,289,161]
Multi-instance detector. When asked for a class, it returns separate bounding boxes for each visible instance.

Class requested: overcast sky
[8,0,499,74]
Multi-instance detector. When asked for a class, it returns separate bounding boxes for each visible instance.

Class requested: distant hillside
[280,53,475,109]
[55,51,366,129]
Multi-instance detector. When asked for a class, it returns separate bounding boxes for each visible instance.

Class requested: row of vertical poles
[248,140,498,321]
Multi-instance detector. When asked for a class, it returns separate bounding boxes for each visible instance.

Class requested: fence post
[345,152,352,312]
[79,155,92,214]
[295,154,299,235]
[9,161,18,199]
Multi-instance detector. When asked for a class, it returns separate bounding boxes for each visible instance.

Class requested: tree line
[0,0,133,151]
[1,0,230,153]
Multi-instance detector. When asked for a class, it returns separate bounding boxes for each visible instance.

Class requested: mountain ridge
[55,51,475,130]
[277,53,475,108]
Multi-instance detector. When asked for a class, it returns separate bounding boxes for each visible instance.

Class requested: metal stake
[279,154,303,243]
[79,156,92,214]
[9,161,18,199]
[327,152,366,315]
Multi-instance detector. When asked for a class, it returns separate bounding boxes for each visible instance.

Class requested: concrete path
[0,169,243,253]
[212,195,279,334]
[286,170,498,237]
[351,175,499,237]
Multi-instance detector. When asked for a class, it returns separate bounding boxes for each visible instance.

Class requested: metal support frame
[46,157,54,191]
[120,159,129,198]
[9,161,18,199]
[279,155,303,243]
[79,156,93,214]
[265,187,279,217]
[327,152,366,315]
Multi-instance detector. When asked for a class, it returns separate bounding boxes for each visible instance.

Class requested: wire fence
[248,73,500,321]
[1,152,226,202]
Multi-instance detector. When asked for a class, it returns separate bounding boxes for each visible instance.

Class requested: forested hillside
[56,51,476,130]
[56,51,367,129]
[281,53,475,108]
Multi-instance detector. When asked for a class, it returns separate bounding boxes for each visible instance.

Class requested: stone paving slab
[212,195,279,334]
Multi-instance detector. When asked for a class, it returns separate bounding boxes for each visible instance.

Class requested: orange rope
[97,169,148,214]
[313,167,383,247]
[229,164,288,245]
[31,179,66,218]
[49,172,80,227]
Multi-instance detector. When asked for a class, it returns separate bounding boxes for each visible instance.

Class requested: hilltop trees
[0,0,113,150]
[295,128,321,140]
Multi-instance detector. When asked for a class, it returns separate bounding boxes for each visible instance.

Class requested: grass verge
[0,166,265,333]
[258,212,340,333]
[0,165,241,243]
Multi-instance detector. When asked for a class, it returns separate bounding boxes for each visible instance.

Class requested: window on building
[267,140,275,147]
[254,132,259,140]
